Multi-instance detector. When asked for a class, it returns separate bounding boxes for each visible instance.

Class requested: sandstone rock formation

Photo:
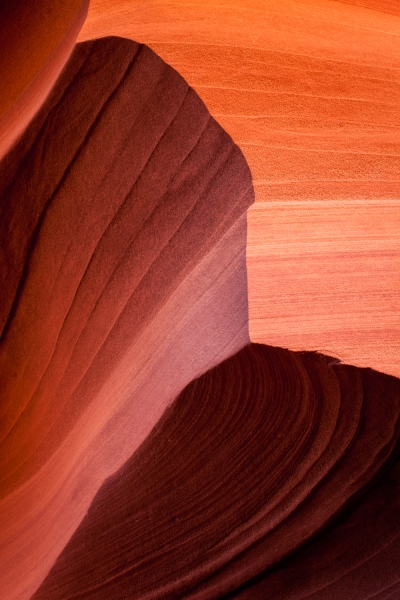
[34,344,400,599]
[78,0,400,376]
[0,1,399,599]
[0,36,253,599]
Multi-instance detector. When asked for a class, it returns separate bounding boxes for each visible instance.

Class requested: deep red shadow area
[35,344,400,599]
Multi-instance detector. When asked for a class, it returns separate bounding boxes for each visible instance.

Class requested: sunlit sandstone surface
[79,0,400,376]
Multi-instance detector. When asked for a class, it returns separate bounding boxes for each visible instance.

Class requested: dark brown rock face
[34,344,400,599]
[0,37,253,599]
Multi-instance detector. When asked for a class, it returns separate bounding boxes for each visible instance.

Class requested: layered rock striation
[0,36,253,599]
[35,344,400,599]
[78,0,400,376]
[1,2,399,598]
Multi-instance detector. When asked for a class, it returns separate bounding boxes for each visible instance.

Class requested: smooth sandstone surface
[78,0,400,376]
[35,344,400,599]
[0,0,89,161]
[0,37,253,599]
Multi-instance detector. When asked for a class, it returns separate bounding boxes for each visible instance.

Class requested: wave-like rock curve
[77,0,400,377]
[35,343,400,599]
[1,6,399,598]
[0,37,253,599]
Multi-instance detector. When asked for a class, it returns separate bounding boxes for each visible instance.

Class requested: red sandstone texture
[0,0,89,161]
[0,37,253,599]
[78,0,400,376]
[1,2,399,599]
[34,344,400,599]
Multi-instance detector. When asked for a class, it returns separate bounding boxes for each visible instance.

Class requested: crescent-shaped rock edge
[35,343,400,599]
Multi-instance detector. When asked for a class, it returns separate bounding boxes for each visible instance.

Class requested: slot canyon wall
[78,0,400,377]
[0,1,399,599]
[0,34,253,598]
